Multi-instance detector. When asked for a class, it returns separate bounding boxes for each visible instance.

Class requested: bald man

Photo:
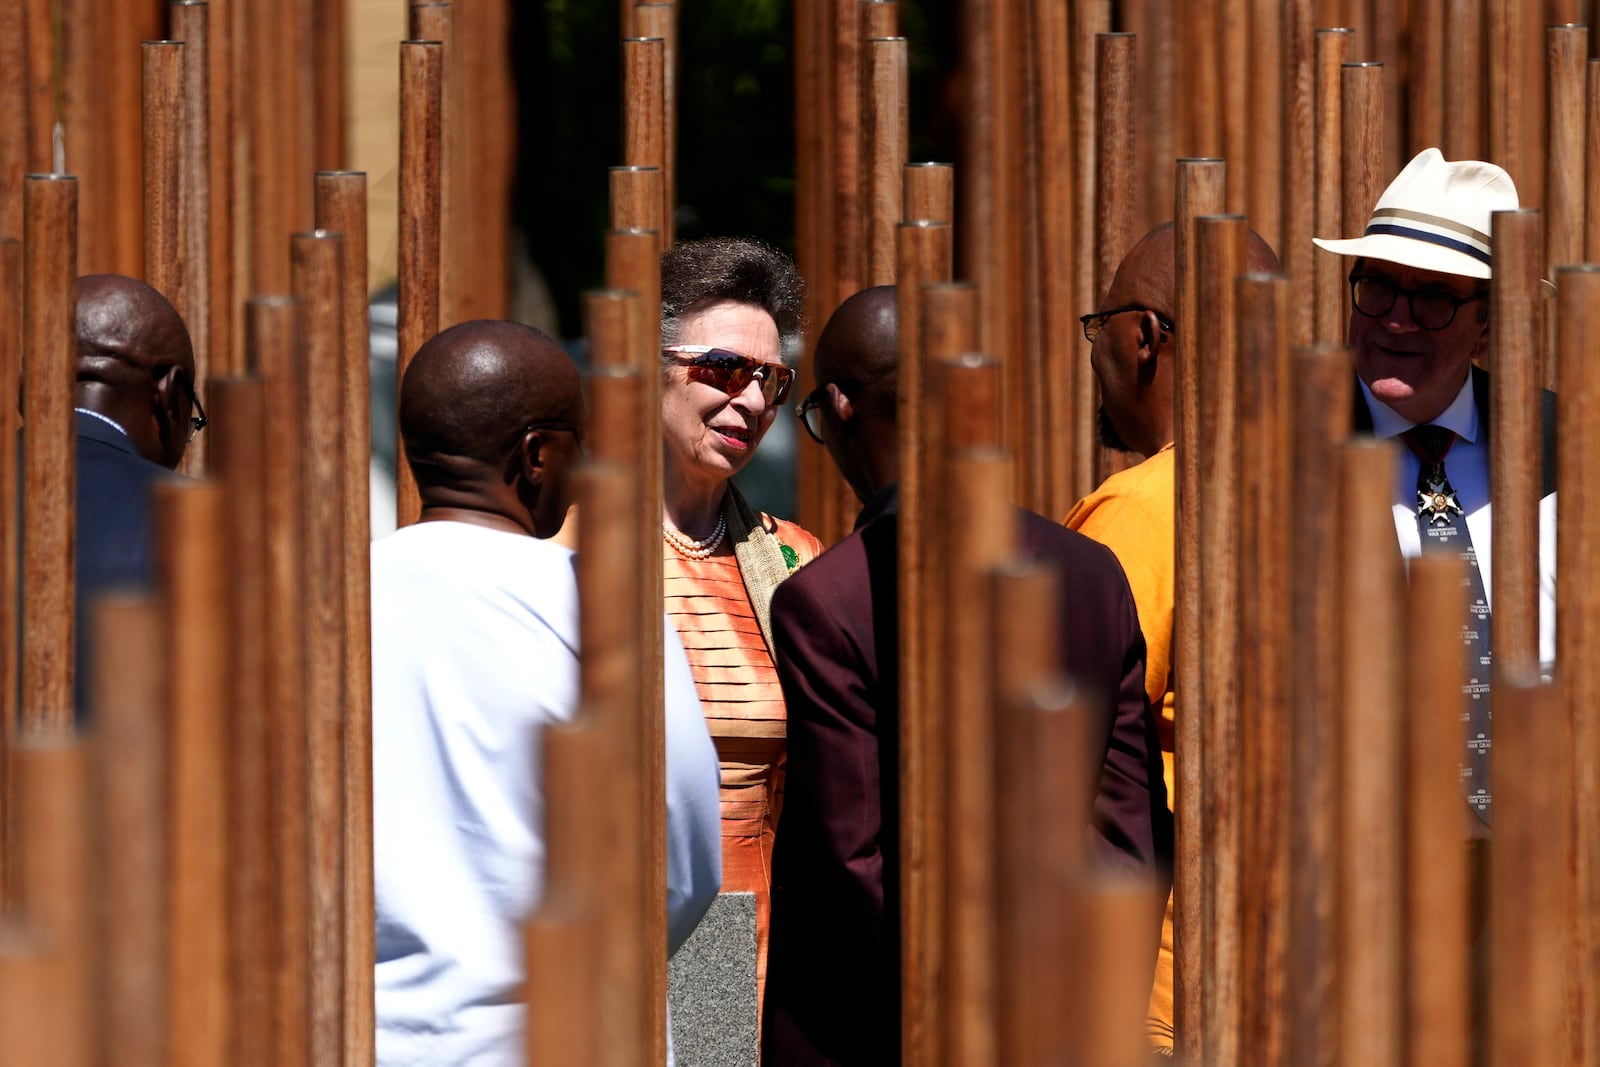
[73,274,201,720]
[371,321,721,1065]
[1066,223,1279,1055]
[764,287,1170,1065]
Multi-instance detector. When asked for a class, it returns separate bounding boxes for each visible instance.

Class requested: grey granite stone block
[668,891,759,1066]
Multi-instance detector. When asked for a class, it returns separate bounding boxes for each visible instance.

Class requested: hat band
[1361,222,1493,267]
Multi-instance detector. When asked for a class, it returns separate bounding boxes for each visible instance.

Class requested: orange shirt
[663,513,824,999]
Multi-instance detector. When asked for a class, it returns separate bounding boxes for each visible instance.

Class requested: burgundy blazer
[761,485,1171,1066]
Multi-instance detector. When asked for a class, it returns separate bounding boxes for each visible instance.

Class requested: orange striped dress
[663,512,824,1001]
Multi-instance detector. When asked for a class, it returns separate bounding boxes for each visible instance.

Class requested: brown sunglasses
[663,345,796,406]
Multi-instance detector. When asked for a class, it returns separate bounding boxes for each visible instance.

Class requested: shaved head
[814,285,897,405]
[74,274,197,468]
[808,286,902,504]
[401,320,584,537]
[1092,223,1280,456]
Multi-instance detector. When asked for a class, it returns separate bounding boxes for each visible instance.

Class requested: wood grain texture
[1337,438,1405,1067]
[1403,554,1471,1067]
[142,42,185,338]
[21,175,77,734]
[1312,30,1352,345]
[314,170,375,1067]
[861,37,907,287]
[1169,157,1223,1065]
[1487,210,1541,677]
[154,481,231,1067]
[1285,344,1349,1067]
[1195,214,1245,1067]
[91,595,167,1067]
[207,377,277,1067]
[170,2,213,472]
[0,238,18,912]
[1557,265,1600,1067]
[397,40,441,529]
[1281,0,1315,346]
[247,295,311,1067]
[291,231,348,1067]
[634,4,677,247]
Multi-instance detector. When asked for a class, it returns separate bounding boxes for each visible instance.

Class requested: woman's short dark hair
[659,237,806,359]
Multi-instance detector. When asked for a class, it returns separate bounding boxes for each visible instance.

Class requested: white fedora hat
[1312,147,1519,279]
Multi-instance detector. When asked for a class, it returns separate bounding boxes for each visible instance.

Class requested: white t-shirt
[372,521,721,1065]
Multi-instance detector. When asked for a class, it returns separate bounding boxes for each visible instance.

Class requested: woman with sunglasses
[659,237,824,1011]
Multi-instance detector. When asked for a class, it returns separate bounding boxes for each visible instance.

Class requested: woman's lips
[713,426,751,449]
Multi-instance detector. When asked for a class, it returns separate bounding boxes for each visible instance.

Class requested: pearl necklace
[663,514,727,560]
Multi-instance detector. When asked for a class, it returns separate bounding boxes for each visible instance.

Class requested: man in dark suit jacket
[762,286,1171,1065]
[72,274,201,718]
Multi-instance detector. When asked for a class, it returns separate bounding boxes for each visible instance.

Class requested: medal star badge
[1417,474,1463,526]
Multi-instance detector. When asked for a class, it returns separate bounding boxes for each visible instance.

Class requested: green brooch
[780,543,800,573]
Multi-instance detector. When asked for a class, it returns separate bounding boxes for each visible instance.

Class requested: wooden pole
[1093,34,1136,305]
[21,174,77,734]
[1029,0,1071,515]
[1067,875,1165,1067]
[397,40,441,529]
[1069,2,1110,502]
[0,926,50,1065]
[893,221,954,1066]
[1545,26,1588,280]
[202,0,237,377]
[153,480,231,1067]
[0,0,24,240]
[311,0,345,171]
[793,0,828,540]
[609,166,664,234]
[1589,61,1600,264]
[586,278,667,1064]
[1217,0,1248,216]
[313,172,374,1067]
[1488,209,1542,678]
[1444,0,1486,161]
[92,594,168,1067]
[1403,554,1471,1067]
[60,0,112,276]
[291,230,348,1067]
[1409,0,1446,156]
[860,37,907,287]
[1235,272,1292,1067]
[14,735,93,1067]
[1176,0,1221,158]
[461,0,513,320]
[1312,29,1353,345]
[1489,677,1568,1067]
[1285,342,1349,1067]
[1485,0,1524,202]
[525,723,604,1066]
[1248,0,1284,253]
[1282,0,1315,346]
[575,438,651,1067]
[634,4,677,248]
[142,42,184,326]
[1341,61,1385,331]
[170,1,213,466]
[941,442,1011,1067]
[247,295,311,1067]
[409,3,463,333]
[1337,437,1405,1067]
[1195,214,1245,1067]
[1557,264,1600,1067]
[1170,157,1223,1064]
[831,0,864,307]
[206,378,276,1067]
[0,237,17,911]
[623,37,668,250]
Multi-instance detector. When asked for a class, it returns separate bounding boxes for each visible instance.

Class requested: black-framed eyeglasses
[502,419,583,460]
[662,344,796,406]
[158,366,207,442]
[1349,274,1488,331]
[1078,304,1175,344]
[795,384,829,444]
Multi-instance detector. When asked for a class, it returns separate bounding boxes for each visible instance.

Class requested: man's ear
[518,429,545,487]
[827,381,855,425]
[1137,310,1167,367]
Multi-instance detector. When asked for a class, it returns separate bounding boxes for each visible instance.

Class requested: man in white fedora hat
[1315,147,1557,833]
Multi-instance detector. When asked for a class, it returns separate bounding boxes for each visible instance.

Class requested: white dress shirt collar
[1358,371,1478,443]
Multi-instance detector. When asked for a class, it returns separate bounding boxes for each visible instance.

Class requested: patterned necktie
[1401,424,1491,825]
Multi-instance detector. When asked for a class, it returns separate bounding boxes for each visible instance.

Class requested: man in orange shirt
[1066,222,1278,1057]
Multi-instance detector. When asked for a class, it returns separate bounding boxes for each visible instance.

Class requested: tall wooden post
[154,480,231,1067]
[0,237,18,910]
[860,36,907,288]
[142,40,185,342]
[1312,29,1353,345]
[170,1,214,459]
[21,174,77,734]
[1281,0,1315,346]
[1337,438,1404,1067]
[397,40,442,529]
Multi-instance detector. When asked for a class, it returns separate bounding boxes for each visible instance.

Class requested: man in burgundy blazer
[762,287,1172,1065]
